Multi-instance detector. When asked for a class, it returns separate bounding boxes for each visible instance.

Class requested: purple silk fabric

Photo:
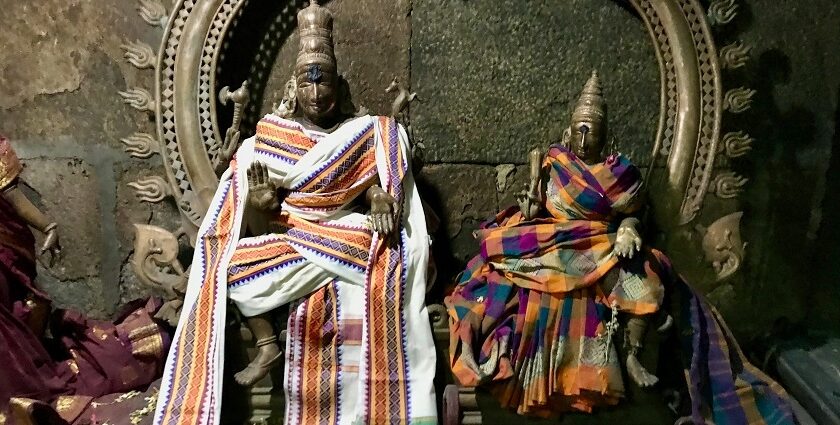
[0,195,170,424]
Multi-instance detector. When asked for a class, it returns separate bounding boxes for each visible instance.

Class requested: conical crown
[296,1,336,73]
[571,70,606,122]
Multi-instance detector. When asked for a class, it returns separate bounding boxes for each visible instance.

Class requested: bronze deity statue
[153,2,439,424]
[519,71,660,389]
[445,72,794,423]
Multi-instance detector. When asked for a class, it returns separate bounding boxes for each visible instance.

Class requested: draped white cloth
[154,115,437,425]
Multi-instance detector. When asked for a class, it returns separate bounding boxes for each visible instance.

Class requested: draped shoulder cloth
[154,115,437,425]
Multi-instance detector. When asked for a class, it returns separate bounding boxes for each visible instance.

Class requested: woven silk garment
[154,115,437,425]
[446,145,795,423]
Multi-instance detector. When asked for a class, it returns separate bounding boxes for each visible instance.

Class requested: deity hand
[519,147,544,221]
[247,162,281,212]
[516,187,541,221]
[614,218,642,258]
[215,127,241,174]
[367,185,398,236]
[39,223,61,267]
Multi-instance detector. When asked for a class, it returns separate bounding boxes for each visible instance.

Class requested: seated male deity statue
[445,72,796,424]
[153,2,438,424]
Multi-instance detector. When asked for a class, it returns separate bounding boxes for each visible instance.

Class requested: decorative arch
[119,0,755,421]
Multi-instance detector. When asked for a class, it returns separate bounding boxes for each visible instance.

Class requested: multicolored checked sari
[446,145,795,423]
[154,115,437,425]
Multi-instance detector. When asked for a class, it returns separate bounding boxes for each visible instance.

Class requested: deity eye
[306,64,323,84]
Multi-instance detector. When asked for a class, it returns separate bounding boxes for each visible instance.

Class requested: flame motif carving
[720,131,753,158]
[710,172,748,199]
[720,41,751,70]
[128,176,172,203]
[708,0,738,25]
[120,133,158,159]
[724,87,756,113]
[138,0,167,28]
[121,40,156,69]
[119,88,155,113]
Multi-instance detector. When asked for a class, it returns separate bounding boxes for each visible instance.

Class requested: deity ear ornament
[275,75,298,118]
[560,127,572,149]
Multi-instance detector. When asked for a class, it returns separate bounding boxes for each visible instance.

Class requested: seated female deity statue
[445,72,795,423]
[153,2,438,424]
[0,136,170,424]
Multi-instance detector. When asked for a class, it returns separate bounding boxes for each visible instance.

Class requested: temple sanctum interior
[0,1,838,424]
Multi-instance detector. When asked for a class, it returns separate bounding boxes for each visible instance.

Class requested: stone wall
[0,0,179,317]
[0,0,838,342]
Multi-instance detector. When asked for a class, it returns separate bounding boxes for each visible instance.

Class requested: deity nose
[579,124,589,150]
[312,83,319,99]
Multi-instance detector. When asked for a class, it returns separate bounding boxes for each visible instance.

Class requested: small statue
[445,72,795,423]
[385,76,417,119]
[154,2,438,424]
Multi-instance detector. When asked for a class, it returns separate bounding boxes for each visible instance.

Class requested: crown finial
[571,70,606,122]
[296,0,336,74]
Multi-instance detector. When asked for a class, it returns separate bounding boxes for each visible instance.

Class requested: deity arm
[617,180,650,235]
[614,184,648,258]
[519,147,546,220]
[528,147,546,202]
[2,181,55,234]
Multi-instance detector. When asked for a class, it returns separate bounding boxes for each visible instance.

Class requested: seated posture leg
[625,314,658,388]
[235,313,282,386]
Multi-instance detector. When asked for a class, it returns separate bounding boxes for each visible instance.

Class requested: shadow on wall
[808,84,840,329]
[737,47,816,338]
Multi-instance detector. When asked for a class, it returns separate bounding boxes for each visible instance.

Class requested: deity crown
[571,70,606,123]
[296,0,336,73]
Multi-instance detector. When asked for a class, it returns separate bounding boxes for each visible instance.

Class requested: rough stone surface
[411,0,659,165]
[20,158,102,281]
[727,0,840,337]
[418,164,499,283]
[0,0,158,145]
[0,0,166,318]
[115,161,182,305]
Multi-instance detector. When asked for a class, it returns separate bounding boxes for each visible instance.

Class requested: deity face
[569,119,605,162]
[296,64,339,126]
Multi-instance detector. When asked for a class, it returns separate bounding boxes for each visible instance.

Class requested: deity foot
[626,353,659,388]
[235,338,282,386]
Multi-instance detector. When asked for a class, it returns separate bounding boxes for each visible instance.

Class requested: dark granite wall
[411,0,840,341]
[0,0,837,342]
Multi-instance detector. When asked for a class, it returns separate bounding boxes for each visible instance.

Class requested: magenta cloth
[0,195,170,424]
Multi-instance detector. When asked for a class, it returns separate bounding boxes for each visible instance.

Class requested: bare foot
[626,353,659,387]
[235,342,282,386]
